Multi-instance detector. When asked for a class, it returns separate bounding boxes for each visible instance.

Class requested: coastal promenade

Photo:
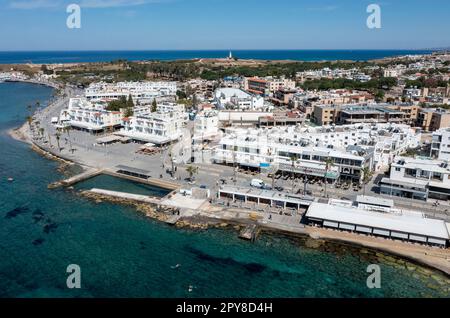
[8,81,450,277]
[20,91,450,223]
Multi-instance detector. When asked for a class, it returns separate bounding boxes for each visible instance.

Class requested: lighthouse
[228,51,233,60]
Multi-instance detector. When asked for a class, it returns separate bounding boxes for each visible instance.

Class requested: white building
[216,123,419,171]
[117,103,187,145]
[213,126,371,182]
[352,73,372,82]
[62,98,123,133]
[214,88,268,111]
[85,81,177,104]
[266,77,296,92]
[432,128,450,161]
[194,110,219,141]
[306,202,449,247]
[0,71,28,82]
[380,157,450,201]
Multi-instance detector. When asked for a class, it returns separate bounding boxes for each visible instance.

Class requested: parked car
[250,179,265,189]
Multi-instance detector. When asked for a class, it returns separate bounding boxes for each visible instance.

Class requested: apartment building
[85,81,177,104]
[194,110,220,141]
[313,103,420,126]
[213,127,373,182]
[292,90,374,119]
[184,79,217,98]
[296,68,359,82]
[117,102,187,145]
[380,157,450,201]
[432,128,450,161]
[271,89,297,106]
[283,123,420,170]
[244,77,296,96]
[62,98,123,133]
[214,88,267,111]
[417,108,450,132]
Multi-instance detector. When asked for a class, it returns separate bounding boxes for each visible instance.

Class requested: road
[27,88,450,222]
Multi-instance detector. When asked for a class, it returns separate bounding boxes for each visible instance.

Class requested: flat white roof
[356,195,394,208]
[219,186,314,206]
[306,202,450,240]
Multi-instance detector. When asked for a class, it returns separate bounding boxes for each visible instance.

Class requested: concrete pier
[87,188,162,204]
[103,169,180,191]
[49,168,102,188]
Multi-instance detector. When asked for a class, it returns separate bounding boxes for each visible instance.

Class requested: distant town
[4,51,450,273]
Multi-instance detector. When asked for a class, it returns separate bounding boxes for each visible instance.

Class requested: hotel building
[213,127,373,183]
[62,98,123,133]
[117,103,187,145]
[85,81,177,104]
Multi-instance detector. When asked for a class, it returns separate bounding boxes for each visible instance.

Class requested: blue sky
[0,0,449,51]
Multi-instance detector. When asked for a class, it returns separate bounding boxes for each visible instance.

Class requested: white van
[250,179,265,189]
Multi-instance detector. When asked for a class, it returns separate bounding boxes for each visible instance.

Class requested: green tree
[186,165,199,182]
[106,96,128,111]
[124,107,134,118]
[126,94,134,108]
[176,90,187,99]
[26,116,33,128]
[361,166,374,196]
[55,131,61,152]
[151,99,157,113]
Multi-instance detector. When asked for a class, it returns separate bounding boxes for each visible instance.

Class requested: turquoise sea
[0,82,448,298]
[0,50,435,64]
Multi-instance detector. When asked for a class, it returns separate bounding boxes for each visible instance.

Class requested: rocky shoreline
[77,189,450,289]
[10,116,450,279]
[7,81,450,282]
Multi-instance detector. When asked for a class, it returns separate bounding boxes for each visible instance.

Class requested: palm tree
[362,166,374,196]
[169,152,175,177]
[26,116,33,129]
[55,131,61,152]
[186,165,199,182]
[324,157,335,198]
[63,126,74,151]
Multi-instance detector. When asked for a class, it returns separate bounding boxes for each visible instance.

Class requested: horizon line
[0,48,444,53]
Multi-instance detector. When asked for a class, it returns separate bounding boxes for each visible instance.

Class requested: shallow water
[0,82,448,298]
